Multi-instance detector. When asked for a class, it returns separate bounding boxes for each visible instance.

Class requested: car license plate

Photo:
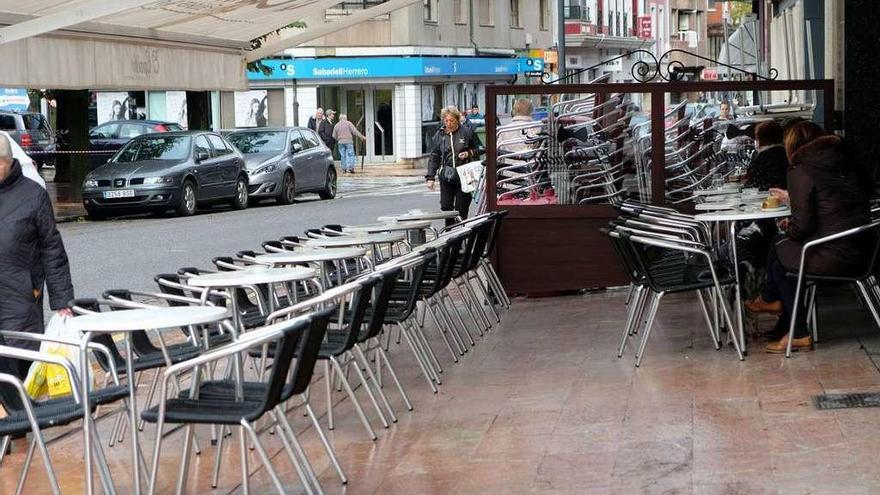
[103,189,135,199]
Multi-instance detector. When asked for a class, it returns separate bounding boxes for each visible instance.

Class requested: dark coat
[307,116,317,131]
[776,136,874,275]
[318,119,336,149]
[744,145,788,190]
[426,124,483,181]
[0,160,74,350]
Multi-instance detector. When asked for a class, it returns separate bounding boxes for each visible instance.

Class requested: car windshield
[114,136,191,163]
[22,114,49,131]
[228,131,287,154]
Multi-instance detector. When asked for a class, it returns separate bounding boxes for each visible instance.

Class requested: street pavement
[57,177,437,300]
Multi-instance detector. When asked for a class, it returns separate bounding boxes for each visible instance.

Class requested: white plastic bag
[23,314,91,399]
[457,160,485,194]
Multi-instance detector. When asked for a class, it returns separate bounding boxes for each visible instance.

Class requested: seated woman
[746,121,873,352]
[735,121,790,296]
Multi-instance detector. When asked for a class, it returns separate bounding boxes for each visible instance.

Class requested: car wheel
[277,171,296,205]
[231,176,249,210]
[86,209,106,221]
[318,167,337,200]
[176,180,198,217]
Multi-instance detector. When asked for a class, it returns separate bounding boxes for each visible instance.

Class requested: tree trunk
[186,92,211,130]
[53,90,90,199]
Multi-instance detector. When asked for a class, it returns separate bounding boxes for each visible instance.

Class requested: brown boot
[744,297,783,314]
[764,334,814,354]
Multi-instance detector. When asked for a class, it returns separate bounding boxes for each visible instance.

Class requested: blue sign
[248,56,544,81]
[0,88,30,112]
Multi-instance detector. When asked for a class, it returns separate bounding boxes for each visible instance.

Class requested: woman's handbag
[439,133,459,184]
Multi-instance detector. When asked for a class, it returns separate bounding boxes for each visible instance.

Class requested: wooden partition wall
[485,80,835,295]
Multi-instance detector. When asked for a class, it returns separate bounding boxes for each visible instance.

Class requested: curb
[56,214,85,223]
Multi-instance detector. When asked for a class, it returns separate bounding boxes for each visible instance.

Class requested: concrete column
[393,83,421,162]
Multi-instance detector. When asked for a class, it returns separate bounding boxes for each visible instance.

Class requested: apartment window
[479,0,494,26]
[424,0,437,22]
[509,0,520,28]
[539,0,549,30]
[678,12,691,32]
[454,0,467,24]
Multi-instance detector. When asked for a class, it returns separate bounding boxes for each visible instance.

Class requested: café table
[695,204,791,353]
[68,306,229,495]
[377,210,461,223]
[343,219,434,245]
[303,232,407,265]
[254,247,368,288]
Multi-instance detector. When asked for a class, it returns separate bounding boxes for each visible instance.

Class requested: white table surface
[695,202,738,211]
[695,206,790,222]
[255,247,367,264]
[69,306,229,332]
[378,210,460,222]
[304,232,406,247]
[694,188,742,197]
[187,266,317,287]
[343,220,433,233]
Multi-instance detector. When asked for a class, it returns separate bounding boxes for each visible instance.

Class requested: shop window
[479,0,494,26]
[421,85,443,154]
[510,0,520,28]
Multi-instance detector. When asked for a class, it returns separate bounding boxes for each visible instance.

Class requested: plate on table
[760,206,788,212]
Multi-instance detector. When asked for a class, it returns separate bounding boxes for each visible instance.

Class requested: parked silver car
[226,127,337,204]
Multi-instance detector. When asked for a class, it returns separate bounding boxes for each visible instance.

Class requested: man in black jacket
[426,106,483,225]
[0,134,74,382]
[319,109,337,150]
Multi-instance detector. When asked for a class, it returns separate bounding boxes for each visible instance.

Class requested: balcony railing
[563,5,591,22]
[326,0,391,20]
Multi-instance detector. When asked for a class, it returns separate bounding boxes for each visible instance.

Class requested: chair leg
[481,259,511,308]
[634,292,663,367]
[174,424,195,495]
[212,421,227,488]
[239,425,251,495]
[345,352,391,428]
[407,318,443,378]
[271,409,323,495]
[353,345,398,422]
[372,338,414,410]
[14,436,36,495]
[786,273,807,358]
[618,286,646,358]
[453,280,487,336]
[147,416,165,495]
[330,356,378,441]
[468,271,501,324]
[0,435,9,464]
[696,288,721,349]
[440,290,476,347]
[138,370,161,432]
[399,322,440,392]
[324,361,335,430]
[424,298,461,362]
[856,281,880,332]
[245,417,307,495]
[302,396,348,484]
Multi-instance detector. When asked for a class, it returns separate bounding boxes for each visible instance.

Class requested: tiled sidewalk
[2,290,879,494]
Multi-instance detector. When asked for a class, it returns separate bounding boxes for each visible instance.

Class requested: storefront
[243,56,544,165]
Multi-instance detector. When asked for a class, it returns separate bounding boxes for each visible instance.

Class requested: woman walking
[425,106,483,225]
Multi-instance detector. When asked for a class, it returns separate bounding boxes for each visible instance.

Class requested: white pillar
[393,83,421,162]
[296,86,318,128]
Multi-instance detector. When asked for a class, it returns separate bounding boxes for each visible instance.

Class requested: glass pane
[493,91,651,206]
[345,89,366,157]
[373,88,393,158]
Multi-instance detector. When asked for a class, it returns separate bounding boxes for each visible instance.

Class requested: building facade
[237,0,554,165]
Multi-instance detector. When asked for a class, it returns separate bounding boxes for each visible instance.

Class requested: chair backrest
[248,316,310,420]
[263,240,287,253]
[434,231,470,291]
[358,266,404,342]
[483,210,509,258]
[282,307,334,400]
[384,249,434,322]
[70,298,125,373]
[101,290,169,356]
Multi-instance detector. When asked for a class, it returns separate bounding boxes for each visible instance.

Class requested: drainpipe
[469,0,479,55]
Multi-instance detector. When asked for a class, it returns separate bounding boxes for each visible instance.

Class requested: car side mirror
[291,141,303,154]
[196,151,210,162]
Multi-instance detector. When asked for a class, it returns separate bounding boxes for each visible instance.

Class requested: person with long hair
[746,122,874,352]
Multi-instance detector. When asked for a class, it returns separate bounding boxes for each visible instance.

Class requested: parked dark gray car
[0,111,55,169]
[88,120,183,169]
[226,127,337,205]
[81,131,249,219]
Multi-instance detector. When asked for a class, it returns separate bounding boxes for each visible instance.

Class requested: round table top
[304,232,406,248]
[695,206,790,222]
[378,210,460,222]
[254,247,367,265]
[343,220,433,234]
[695,202,738,211]
[694,187,742,197]
[187,266,317,287]
[68,306,229,332]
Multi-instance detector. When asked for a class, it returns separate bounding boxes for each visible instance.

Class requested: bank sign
[248,57,544,80]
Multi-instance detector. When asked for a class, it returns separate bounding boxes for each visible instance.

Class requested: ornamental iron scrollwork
[542,48,777,85]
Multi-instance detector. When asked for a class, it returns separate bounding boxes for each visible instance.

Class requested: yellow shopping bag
[24,361,49,400]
